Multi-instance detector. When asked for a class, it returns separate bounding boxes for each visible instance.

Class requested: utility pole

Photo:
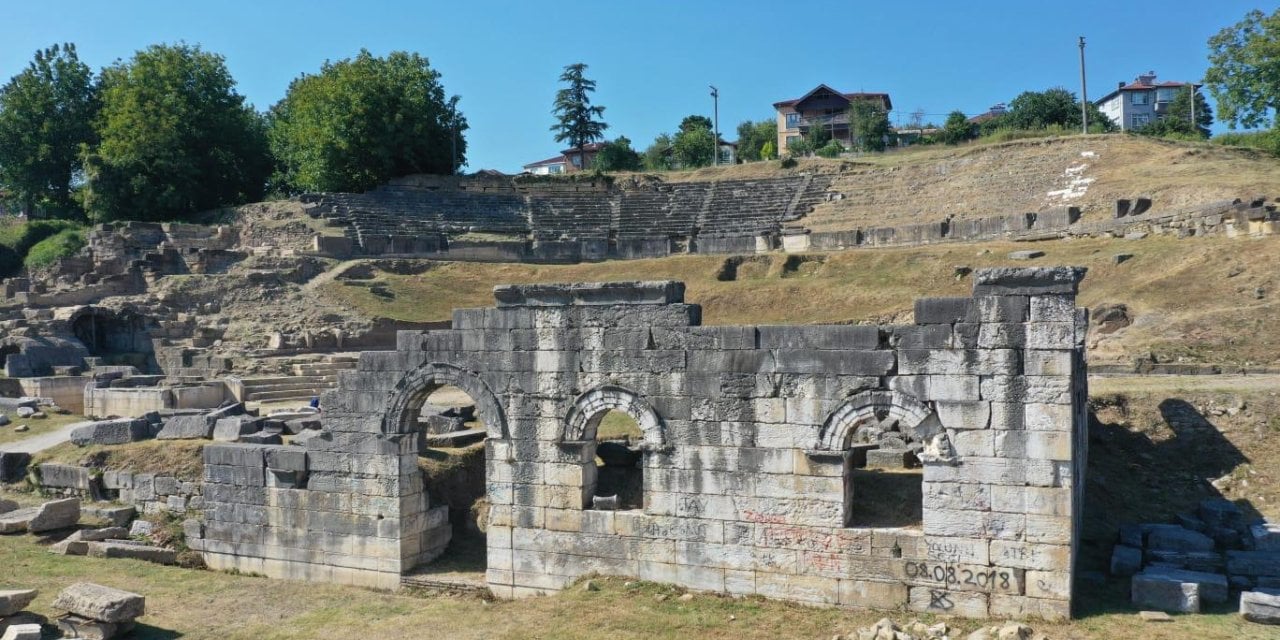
[1078,36,1089,135]
[448,103,458,175]
[1190,82,1198,132]
[710,85,720,166]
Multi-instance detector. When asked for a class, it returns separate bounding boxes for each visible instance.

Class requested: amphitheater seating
[308,173,836,254]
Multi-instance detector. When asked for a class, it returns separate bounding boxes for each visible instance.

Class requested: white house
[1094,71,1199,131]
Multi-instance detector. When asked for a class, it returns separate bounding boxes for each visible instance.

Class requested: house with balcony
[521,142,609,175]
[1094,72,1200,131]
[774,84,892,152]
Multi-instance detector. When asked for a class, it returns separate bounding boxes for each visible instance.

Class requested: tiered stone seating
[616,184,706,239]
[528,191,613,240]
[698,178,802,238]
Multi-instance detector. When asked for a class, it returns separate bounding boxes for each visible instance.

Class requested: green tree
[1166,86,1213,138]
[679,115,713,133]
[1005,87,1114,132]
[804,120,832,149]
[815,140,844,158]
[642,133,673,171]
[786,137,813,157]
[84,43,270,222]
[673,125,715,168]
[1206,9,1280,129]
[939,110,976,145]
[269,49,466,194]
[848,100,891,151]
[735,120,777,161]
[759,140,775,160]
[551,63,608,171]
[592,136,642,172]
[0,43,97,218]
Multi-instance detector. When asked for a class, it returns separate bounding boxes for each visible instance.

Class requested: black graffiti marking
[903,562,1013,592]
[929,590,954,610]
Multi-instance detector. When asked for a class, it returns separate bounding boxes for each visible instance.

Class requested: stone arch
[815,389,939,451]
[562,385,665,448]
[383,361,508,440]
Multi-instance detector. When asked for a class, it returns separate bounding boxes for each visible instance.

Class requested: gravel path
[0,420,82,454]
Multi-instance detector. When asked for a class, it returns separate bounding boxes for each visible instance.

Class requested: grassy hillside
[316,233,1280,367]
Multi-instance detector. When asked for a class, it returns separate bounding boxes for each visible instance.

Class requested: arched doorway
[383,362,507,580]
[817,390,941,528]
[563,385,666,512]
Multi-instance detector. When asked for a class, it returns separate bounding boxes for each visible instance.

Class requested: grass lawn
[0,413,88,447]
[0,531,1272,640]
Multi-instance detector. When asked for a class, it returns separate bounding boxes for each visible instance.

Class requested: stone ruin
[192,266,1089,620]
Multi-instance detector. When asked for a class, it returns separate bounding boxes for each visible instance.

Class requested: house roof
[522,142,611,169]
[773,84,893,111]
[558,141,609,155]
[522,155,567,169]
[1094,79,1200,106]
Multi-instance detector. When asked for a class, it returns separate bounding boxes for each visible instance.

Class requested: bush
[816,140,844,158]
[1214,129,1280,157]
[779,157,798,169]
[22,228,85,270]
[0,219,82,277]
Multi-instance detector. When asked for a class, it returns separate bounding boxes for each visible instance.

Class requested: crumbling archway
[383,362,507,439]
[562,385,665,511]
[817,390,940,528]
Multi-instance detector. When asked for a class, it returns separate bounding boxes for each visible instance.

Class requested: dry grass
[316,233,1280,367]
[0,413,87,446]
[31,439,205,481]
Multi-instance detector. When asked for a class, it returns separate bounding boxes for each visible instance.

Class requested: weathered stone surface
[69,418,150,447]
[28,498,80,532]
[1141,566,1229,604]
[86,541,177,565]
[0,499,16,515]
[38,463,93,490]
[0,589,38,616]
[1240,589,1280,625]
[82,505,135,528]
[0,623,41,640]
[51,582,145,623]
[1111,544,1143,576]
[0,452,31,483]
[155,413,213,440]
[1131,573,1201,613]
[1227,550,1280,578]
[55,613,134,640]
[494,280,684,307]
[1147,526,1215,553]
[1252,522,1280,552]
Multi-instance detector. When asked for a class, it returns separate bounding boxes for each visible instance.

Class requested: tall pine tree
[550,63,607,170]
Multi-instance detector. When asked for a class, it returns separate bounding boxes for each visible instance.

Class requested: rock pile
[1114,498,1280,623]
[51,583,145,640]
[152,401,318,445]
[845,618,1048,640]
[0,589,43,640]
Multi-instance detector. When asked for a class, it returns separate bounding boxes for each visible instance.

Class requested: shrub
[23,228,85,270]
[1214,129,1280,157]
[0,219,82,277]
[816,140,844,158]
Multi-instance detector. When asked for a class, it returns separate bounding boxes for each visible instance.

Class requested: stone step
[244,388,326,402]
[424,428,486,448]
[241,375,335,388]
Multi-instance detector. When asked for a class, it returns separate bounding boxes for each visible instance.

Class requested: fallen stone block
[82,505,135,528]
[51,583,145,623]
[423,428,486,448]
[1142,566,1229,604]
[1111,544,1143,576]
[0,612,46,639]
[212,416,261,442]
[1199,498,1244,529]
[0,589,38,616]
[38,463,94,491]
[1227,550,1280,578]
[86,541,177,565]
[155,413,213,440]
[1137,610,1173,622]
[0,623,41,640]
[1131,573,1201,613]
[282,417,321,435]
[0,499,16,515]
[28,498,80,533]
[128,520,153,537]
[55,613,134,640]
[1252,523,1280,552]
[49,537,89,556]
[1007,250,1045,260]
[1241,589,1280,625]
[0,507,38,534]
[1144,549,1224,572]
[69,418,151,447]
[238,431,282,445]
[0,452,32,483]
[1147,526,1215,553]
[289,429,327,446]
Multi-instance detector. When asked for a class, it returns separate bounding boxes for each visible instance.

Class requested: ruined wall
[195,268,1088,618]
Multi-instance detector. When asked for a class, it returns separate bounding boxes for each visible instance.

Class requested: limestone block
[1023,350,1073,376]
[990,541,1071,571]
[839,580,909,609]
[37,464,93,490]
[0,624,41,640]
[894,324,954,349]
[212,417,260,442]
[51,582,145,623]
[980,376,1071,405]
[28,498,80,532]
[757,325,879,350]
[1025,322,1076,350]
[994,431,1072,461]
[55,613,134,640]
[914,297,974,325]
[1227,550,1280,578]
[86,541,177,565]
[0,589,38,616]
[1029,295,1076,322]
[1131,573,1200,613]
[987,594,1069,622]
[1251,523,1280,552]
[1240,589,1280,625]
[1110,545,1143,576]
[972,267,1087,296]
[69,418,150,447]
[1147,526,1215,553]
[975,296,1028,323]
[908,586,988,617]
[935,401,991,430]
[153,476,179,496]
[155,413,214,440]
[989,485,1071,516]
[1142,566,1229,604]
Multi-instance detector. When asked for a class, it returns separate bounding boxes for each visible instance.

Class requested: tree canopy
[1206,8,1280,129]
[592,136,642,172]
[551,63,607,169]
[1000,87,1113,132]
[736,119,777,161]
[642,133,673,171]
[0,43,97,218]
[673,124,715,168]
[939,110,976,145]
[848,100,891,152]
[269,50,464,194]
[84,43,270,222]
[679,115,713,133]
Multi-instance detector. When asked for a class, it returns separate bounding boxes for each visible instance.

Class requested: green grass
[0,218,84,277]
[0,413,88,446]
[32,440,205,481]
[22,227,86,270]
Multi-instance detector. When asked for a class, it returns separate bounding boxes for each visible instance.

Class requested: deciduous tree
[939,110,976,145]
[735,120,777,162]
[84,43,270,221]
[1206,8,1280,129]
[673,125,714,168]
[848,100,891,152]
[0,43,96,218]
[551,63,607,171]
[592,136,642,172]
[269,49,465,194]
[1004,87,1113,132]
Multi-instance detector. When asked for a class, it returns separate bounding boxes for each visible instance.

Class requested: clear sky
[0,1,1258,173]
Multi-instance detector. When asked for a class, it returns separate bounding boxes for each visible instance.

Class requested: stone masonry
[194,266,1088,619]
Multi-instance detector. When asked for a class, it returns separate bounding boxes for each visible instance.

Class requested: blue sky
[0,1,1258,173]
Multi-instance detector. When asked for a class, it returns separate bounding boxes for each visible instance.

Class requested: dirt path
[1088,373,1280,395]
[0,421,81,454]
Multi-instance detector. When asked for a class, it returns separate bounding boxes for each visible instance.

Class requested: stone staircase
[239,355,358,405]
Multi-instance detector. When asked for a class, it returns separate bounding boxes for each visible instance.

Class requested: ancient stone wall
[194,268,1089,618]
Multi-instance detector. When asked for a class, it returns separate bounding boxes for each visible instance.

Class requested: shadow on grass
[1076,396,1258,619]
